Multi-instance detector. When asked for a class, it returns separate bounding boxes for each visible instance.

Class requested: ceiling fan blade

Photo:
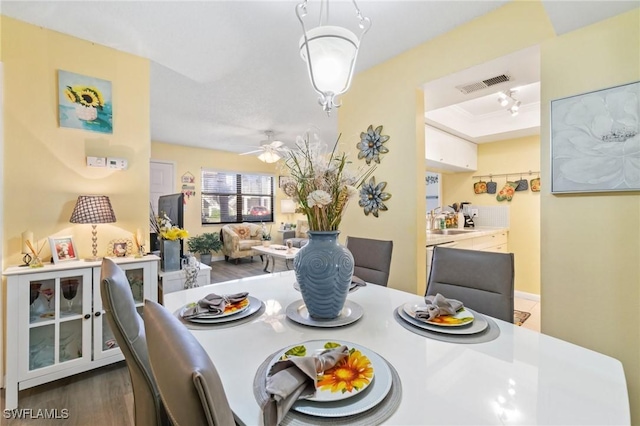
[239,149,263,155]
[270,140,284,148]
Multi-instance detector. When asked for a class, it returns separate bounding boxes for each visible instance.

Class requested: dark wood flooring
[1,259,268,426]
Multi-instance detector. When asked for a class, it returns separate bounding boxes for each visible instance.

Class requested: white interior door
[150,161,176,215]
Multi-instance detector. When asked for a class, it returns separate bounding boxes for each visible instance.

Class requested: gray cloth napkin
[415,293,464,321]
[263,345,349,426]
[351,275,367,290]
[180,292,249,319]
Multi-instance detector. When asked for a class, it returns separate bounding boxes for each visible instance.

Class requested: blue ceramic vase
[294,231,354,319]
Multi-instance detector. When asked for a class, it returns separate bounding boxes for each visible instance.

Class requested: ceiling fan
[239,130,286,163]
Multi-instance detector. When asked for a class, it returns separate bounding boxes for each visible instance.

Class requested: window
[201,170,274,224]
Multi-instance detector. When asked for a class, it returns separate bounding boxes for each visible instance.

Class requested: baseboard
[515,290,540,302]
[211,255,225,262]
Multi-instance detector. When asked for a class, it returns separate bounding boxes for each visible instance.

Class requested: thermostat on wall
[107,157,128,170]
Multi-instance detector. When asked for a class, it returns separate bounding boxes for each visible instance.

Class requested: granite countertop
[426,227,508,246]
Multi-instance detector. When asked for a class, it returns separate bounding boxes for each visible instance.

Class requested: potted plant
[261,224,272,247]
[187,233,222,265]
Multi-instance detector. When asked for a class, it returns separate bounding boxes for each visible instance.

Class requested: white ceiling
[2,1,638,153]
[424,46,542,144]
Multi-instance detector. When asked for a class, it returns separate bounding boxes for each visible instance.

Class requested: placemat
[253,350,402,425]
[172,302,265,330]
[394,307,500,344]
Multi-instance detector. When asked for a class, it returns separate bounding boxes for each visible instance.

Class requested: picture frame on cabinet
[551,80,640,193]
[49,236,79,264]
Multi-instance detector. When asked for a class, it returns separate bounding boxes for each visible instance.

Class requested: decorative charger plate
[267,340,392,417]
[180,296,260,324]
[403,302,474,327]
[398,306,488,335]
[285,299,364,328]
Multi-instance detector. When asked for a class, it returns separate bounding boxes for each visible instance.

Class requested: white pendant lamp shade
[299,26,358,102]
[296,0,370,114]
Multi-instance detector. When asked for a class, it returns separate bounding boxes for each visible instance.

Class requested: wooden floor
[1,258,270,426]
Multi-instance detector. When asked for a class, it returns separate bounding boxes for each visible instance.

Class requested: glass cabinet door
[93,261,152,361]
[20,269,92,377]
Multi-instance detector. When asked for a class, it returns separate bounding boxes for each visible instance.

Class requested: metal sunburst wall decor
[357,125,389,165]
[359,176,391,217]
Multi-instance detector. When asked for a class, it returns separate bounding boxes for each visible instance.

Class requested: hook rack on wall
[472,170,540,180]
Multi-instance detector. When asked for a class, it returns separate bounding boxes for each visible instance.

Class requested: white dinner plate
[403,302,474,327]
[267,340,392,417]
[180,296,261,324]
[398,306,488,335]
[285,299,363,327]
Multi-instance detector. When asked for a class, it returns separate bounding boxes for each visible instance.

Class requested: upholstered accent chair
[345,236,393,287]
[282,219,310,248]
[144,300,236,426]
[219,223,264,263]
[426,246,515,323]
[100,258,168,426]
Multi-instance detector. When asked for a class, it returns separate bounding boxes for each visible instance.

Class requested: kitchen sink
[427,229,478,235]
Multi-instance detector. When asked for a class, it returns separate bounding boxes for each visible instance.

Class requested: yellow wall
[151,142,291,246]
[442,136,541,295]
[1,16,150,385]
[2,17,151,264]
[540,9,640,421]
[339,1,555,295]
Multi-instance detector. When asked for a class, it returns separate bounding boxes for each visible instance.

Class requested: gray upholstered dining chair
[345,236,393,287]
[100,258,168,426]
[143,299,236,426]
[426,246,515,323]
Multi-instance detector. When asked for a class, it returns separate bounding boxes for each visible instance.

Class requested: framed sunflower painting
[58,70,113,134]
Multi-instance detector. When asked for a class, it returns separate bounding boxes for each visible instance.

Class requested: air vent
[456,74,512,94]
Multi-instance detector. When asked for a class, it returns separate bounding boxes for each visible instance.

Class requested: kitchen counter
[426,226,508,246]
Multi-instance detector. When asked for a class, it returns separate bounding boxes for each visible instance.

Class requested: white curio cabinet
[3,255,160,410]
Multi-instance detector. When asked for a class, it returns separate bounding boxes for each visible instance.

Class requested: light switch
[87,156,107,167]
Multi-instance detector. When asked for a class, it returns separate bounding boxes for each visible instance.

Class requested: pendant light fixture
[296,0,371,114]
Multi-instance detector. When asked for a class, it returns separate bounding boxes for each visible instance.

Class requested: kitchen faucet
[427,206,441,231]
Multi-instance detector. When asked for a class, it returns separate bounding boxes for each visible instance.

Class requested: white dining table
[163,271,629,425]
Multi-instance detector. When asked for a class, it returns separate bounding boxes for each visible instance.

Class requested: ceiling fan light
[258,151,281,163]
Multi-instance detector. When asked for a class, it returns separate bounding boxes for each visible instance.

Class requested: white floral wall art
[551,81,639,193]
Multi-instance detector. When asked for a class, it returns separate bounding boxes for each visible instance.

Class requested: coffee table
[252,244,299,273]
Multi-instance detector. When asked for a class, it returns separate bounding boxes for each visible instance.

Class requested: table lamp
[281,199,296,226]
[70,195,117,261]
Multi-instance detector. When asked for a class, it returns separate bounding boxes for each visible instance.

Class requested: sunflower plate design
[359,177,391,217]
[275,340,374,402]
[357,125,389,165]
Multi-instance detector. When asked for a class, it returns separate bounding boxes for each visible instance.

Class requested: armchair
[219,223,264,264]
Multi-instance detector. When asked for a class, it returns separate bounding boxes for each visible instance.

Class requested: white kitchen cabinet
[425,125,477,172]
[426,230,509,289]
[3,255,159,410]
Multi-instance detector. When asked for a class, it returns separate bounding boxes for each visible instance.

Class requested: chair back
[144,300,236,426]
[346,236,393,287]
[427,247,514,323]
[100,258,167,426]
